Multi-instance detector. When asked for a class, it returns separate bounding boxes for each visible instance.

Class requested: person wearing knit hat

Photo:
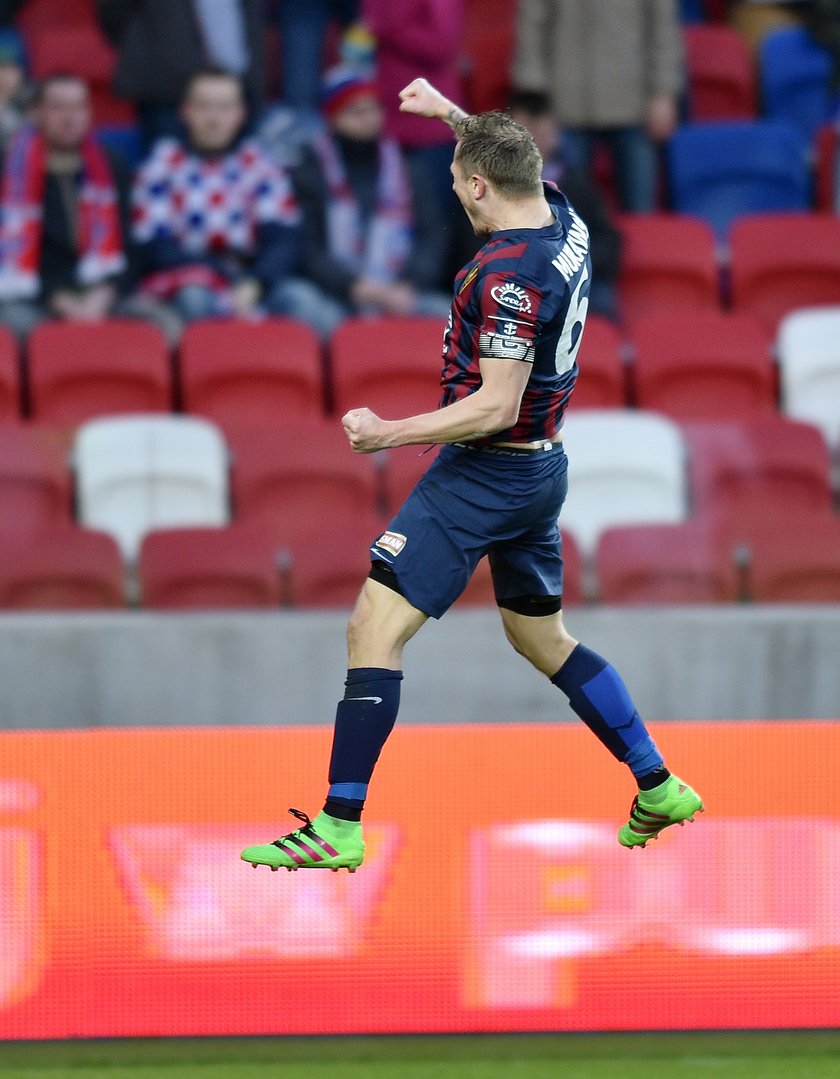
[321,65,378,122]
[275,64,451,339]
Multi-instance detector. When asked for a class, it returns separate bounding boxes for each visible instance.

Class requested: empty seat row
[1,411,835,579]
[2,507,838,610]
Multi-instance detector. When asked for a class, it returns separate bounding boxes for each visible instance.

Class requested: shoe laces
[272,807,315,848]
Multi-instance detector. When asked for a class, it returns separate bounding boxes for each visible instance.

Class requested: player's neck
[485,195,555,233]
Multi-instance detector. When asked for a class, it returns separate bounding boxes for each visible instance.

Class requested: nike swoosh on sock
[347,696,383,704]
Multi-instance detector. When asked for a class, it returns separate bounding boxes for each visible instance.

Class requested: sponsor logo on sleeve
[490,282,532,314]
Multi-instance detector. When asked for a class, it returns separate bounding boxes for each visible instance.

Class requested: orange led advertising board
[0,722,838,1038]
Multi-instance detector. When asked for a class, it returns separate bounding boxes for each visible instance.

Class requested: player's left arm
[342,355,530,453]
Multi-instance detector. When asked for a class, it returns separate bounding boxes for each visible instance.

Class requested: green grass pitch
[0,1032,838,1079]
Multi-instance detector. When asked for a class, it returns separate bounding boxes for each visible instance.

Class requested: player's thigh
[346,577,429,669]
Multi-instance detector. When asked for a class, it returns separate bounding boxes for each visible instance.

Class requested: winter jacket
[95,0,266,111]
[512,0,684,128]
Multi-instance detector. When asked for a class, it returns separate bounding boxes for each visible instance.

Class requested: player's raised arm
[398,77,468,132]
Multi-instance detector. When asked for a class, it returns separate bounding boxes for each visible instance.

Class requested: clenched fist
[342,407,394,453]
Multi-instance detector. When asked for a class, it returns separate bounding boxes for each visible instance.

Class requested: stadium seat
[559,410,689,556]
[616,214,720,326]
[776,306,840,449]
[463,0,517,112]
[379,444,440,517]
[27,22,134,124]
[571,315,626,409]
[0,426,74,532]
[684,25,756,120]
[0,526,124,609]
[282,510,388,608]
[139,525,284,609]
[683,418,833,519]
[759,26,836,143]
[729,214,840,335]
[74,415,230,561]
[666,120,810,241]
[229,420,382,529]
[178,318,325,433]
[740,514,840,602]
[0,325,20,422]
[27,321,172,426]
[628,312,775,421]
[329,317,447,419]
[596,521,741,604]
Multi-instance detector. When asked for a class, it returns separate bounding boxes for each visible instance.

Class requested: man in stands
[279,65,451,340]
[0,74,174,341]
[132,68,304,325]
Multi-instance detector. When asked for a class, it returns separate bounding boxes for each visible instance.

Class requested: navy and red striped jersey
[439,183,590,443]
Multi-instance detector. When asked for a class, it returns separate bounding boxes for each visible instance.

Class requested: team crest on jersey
[490,282,532,313]
[375,531,407,556]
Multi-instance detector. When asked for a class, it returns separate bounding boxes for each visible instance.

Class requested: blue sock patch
[327,667,402,809]
[551,644,663,779]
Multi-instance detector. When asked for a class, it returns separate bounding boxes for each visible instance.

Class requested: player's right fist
[398,78,452,121]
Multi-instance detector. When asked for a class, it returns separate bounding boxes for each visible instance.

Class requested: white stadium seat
[560,409,689,556]
[776,306,840,450]
[74,415,230,561]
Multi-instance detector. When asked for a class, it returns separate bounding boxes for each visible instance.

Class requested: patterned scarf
[0,125,126,300]
[314,132,413,283]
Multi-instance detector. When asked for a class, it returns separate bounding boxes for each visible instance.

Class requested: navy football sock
[324,667,403,819]
[551,644,664,783]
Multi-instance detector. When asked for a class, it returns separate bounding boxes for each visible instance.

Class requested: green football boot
[618,775,704,848]
[241,808,365,872]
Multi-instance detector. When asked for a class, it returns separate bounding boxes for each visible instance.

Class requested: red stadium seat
[379,445,440,517]
[741,514,840,602]
[139,525,284,609]
[282,510,388,608]
[629,312,775,420]
[684,25,757,120]
[596,521,741,604]
[0,325,21,422]
[16,0,92,32]
[729,213,840,334]
[617,214,720,327]
[179,318,325,433]
[229,420,382,530]
[0,526,125,609]
[329,316,446,419]
[0,426,73,532]
[27,321,172,425]
[27,23,134,124]
[571,316,626,409]
[684,418,833,519]
[463,0,517,112]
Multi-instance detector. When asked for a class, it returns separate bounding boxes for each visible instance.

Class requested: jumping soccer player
[241,78,703,873]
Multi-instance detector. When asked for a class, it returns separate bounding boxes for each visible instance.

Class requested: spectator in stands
[281,65,451,340]
[132,68,303,325]
[0,31,28,155]
[95,0,266,151]
[0,74,176,342]
[512,0,684,213]
[508,91,622,322]
[361,0,464,205]
[276,0,362,114]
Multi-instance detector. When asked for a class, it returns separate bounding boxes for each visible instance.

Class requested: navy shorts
[370,442,569,618]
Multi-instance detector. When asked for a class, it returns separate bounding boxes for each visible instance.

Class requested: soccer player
[241,79,702,873]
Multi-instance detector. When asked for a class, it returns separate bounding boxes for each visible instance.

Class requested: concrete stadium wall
[0,607,838,730]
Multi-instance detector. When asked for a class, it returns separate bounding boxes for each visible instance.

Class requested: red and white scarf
[0,125,126,300]
[313,132,413,284]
